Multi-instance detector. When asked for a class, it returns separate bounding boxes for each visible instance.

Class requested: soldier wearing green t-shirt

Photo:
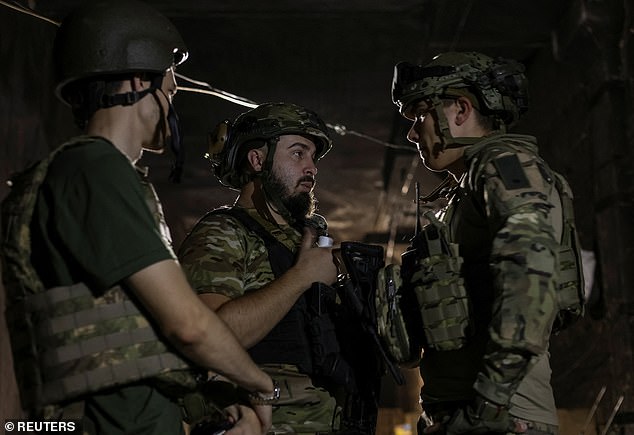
[1,1,275,434]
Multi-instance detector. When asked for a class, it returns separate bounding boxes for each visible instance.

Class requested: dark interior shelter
[1,0,633,433]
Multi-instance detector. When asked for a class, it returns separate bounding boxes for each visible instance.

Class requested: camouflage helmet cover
[53,0,188,103]
[207,102,333,189]
[391,51,529,127]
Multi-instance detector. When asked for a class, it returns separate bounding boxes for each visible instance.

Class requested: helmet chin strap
[150,87,185,183]
[260,169,299,227]
[166,98,184,183]
[250,176,281,225]
[99,74,164,109]
[252,138,301,227]
[428,94,504,150]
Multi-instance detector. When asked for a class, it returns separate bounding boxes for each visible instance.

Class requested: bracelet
[247,380,281,405]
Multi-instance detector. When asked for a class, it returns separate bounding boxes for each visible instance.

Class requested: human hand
[442,399,527,435]
[224,404,271,435]
[294,227,338,286]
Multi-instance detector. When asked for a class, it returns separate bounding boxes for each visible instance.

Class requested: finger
[226,406,259,435]
[422,422,443,433]
[252,404,272,434]
[301,227,316,249]
[223,404,240,423]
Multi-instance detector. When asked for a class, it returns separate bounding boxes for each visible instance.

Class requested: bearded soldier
[180,103,365,433]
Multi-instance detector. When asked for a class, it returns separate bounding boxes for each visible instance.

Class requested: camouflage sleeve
[478,149,559,390]
[178,213,251,299]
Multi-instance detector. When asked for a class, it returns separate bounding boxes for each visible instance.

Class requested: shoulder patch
[492,154,530,190]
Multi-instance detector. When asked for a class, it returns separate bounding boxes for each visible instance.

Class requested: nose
[305,159,317,177]
[407,120,419,144]
[164,68,178,101]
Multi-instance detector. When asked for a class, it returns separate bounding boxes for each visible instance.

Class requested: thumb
[300,227,317,250]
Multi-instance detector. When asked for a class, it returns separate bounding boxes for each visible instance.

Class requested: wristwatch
[472,396,506,421]
[247,380,281,404]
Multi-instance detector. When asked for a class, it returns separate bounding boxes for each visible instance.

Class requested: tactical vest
[376,135,585,364]
[1,137,191,413]
[206,207,314,373]
[402,210,471,352]
[207,207,352,386]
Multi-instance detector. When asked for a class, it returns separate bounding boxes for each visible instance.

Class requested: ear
[454,96,474,126]
[247,148,265,172]
[130,75,146,92]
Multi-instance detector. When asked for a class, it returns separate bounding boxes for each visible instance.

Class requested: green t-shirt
[29,137,182,434]
[31,137,175,290]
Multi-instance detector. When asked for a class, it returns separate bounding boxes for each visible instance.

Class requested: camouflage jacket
[179,206,301,298]
[420,133,563,425]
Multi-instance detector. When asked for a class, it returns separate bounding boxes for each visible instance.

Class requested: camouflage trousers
[417,406,558,435]
[262,364,340,434]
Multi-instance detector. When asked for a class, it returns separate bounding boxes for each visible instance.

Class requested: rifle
[333,241,406,434]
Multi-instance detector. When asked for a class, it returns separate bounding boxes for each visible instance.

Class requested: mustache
[297,175,315,187]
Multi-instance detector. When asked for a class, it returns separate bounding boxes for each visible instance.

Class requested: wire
[176,73,259,108]
[2,2,412,152]
[176,72,413,151]
[325,123,416,151]
[0,0,60,26]
[176,86,259,109]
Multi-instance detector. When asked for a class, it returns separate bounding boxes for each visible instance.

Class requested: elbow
[161,311,209,351]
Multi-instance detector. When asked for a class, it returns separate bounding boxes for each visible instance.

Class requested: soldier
[389,52,584,434]
[0,1,275,434]
[179,102,353,433]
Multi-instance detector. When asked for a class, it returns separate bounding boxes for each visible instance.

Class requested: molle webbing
[408,212,470,351]
[7,283,190,408]
[1,138,190,411]
[551,172,585,330]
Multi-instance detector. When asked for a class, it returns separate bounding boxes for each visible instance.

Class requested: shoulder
[179,207,259,257]
[47,136,132,181]
[189,208,251,237]
[53,136,124,163]
[468,134,538,164]
[467,134,546,187]
[466,135,559,214]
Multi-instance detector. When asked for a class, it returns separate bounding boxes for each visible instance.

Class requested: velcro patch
[492,154,530,190]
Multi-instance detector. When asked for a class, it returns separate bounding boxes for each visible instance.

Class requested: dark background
[1,1,633,433]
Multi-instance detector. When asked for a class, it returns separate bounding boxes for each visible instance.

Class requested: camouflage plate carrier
[375,137,584,365]
[1,138,193,415]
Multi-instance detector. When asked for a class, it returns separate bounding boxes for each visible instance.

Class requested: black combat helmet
[207,102,333,189]
[392,52,529,131]
[53,0,188,104]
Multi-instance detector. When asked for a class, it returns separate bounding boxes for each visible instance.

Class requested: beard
[265,170,316,221]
